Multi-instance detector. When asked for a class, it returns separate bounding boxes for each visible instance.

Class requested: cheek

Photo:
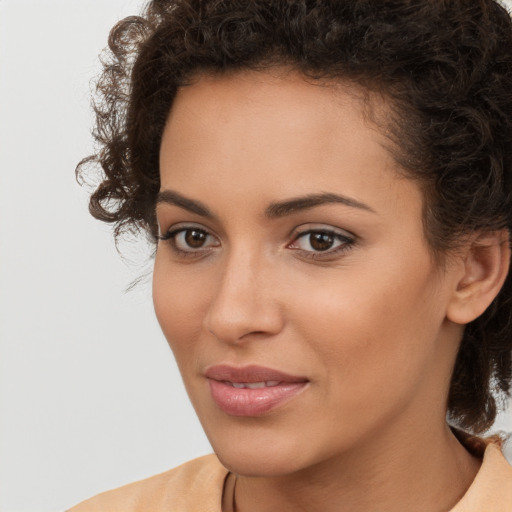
[152,256,212,361]
[289,252,446,400]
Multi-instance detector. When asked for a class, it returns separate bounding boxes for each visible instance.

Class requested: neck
[230,421,481,512]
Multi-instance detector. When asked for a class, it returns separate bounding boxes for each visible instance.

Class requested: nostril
[205,306,284,345]
[203,263,285,343]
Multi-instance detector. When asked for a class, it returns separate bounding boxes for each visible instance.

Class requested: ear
[446,230,510,325]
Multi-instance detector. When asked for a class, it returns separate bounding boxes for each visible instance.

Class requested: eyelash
[288,229,356,260]
[157,225,356,261]
[157,226,219,258]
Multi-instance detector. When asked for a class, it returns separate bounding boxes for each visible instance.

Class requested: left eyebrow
[156,190,214,218]
[265,192,376,218]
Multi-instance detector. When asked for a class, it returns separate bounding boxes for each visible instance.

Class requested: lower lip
[208,379,308,416]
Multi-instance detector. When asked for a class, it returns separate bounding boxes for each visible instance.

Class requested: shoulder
[451,441,512,512]
[67,454,229,512]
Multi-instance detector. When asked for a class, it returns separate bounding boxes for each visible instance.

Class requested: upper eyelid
[290,224,355,240]
[158,221,216,237]
[157,222,356,244]
[288,229,354,249]
[158,226,356,263]
[158,226,220,255]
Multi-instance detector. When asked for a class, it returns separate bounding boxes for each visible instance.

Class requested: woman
[69,0,512,510]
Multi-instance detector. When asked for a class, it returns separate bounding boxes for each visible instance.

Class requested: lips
[228,380,280,389]
[205,365,309,416]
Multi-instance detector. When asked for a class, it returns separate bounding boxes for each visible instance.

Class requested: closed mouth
[225,380,281,389]
[204,364,308,384]
[205,365,309,416]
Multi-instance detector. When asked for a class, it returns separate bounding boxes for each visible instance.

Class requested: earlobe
[446,231,511,325]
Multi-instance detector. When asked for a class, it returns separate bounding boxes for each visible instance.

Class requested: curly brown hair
[77,0,512,434]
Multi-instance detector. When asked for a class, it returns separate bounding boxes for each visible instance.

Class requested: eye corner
[156,231,172,241]
[157,224,221,259]
[287,226,357,261]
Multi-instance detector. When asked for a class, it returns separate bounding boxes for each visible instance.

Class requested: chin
[214,443,308,477]
[201,418,330,477]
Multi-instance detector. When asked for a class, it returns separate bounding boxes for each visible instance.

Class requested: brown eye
[158,226,219,253]
[309,232,335,251]
[288,228,355,258]
[184,229,208,248]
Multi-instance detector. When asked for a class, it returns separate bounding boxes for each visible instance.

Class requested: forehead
[161,70,394,170]
[159,69,422,224]
[166,68,384,132]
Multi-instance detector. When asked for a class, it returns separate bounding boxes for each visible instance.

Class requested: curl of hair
[77,0,512,433]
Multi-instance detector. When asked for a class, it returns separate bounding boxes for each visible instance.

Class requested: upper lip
[205,364,308,383]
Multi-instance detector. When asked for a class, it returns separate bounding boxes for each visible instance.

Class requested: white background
[0,1,511,511]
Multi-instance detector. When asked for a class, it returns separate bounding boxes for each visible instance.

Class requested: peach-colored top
[68,443,512,512]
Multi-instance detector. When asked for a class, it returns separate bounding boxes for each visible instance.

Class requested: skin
[153,69,491,512]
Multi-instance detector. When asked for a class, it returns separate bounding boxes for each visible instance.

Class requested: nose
[204,249,284,344]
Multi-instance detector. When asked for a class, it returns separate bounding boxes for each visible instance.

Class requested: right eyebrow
[156,190,214,218]
[265,192,376,218]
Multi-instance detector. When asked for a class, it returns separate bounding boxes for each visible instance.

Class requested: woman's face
[153,70,463,476]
